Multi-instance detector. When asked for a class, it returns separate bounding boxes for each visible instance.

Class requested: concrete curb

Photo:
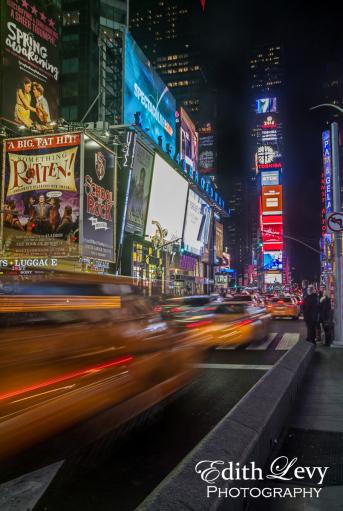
[136,340,314,511]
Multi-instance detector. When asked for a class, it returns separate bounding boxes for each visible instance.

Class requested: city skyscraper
[248,43,286,288]
[61,0,127,124]
[129,0,215,126]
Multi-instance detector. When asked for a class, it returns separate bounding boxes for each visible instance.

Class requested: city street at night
[1,0,343,509]
[1,320,306,511]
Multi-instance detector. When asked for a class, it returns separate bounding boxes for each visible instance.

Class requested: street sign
[327,212,343,232]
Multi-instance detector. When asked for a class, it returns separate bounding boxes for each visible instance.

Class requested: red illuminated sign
[261,185,283,214]
[262,224,283,243]
[258,162,282,169]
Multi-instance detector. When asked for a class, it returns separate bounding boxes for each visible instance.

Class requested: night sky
[197,0,343,282]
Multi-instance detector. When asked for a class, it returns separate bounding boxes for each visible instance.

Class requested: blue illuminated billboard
[261,170,280,186]
[256,98,277,114]
[264,251,283,270]
[124,32,176,154]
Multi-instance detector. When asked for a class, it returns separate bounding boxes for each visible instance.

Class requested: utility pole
[310,105,343,346]
[330,122,343,346]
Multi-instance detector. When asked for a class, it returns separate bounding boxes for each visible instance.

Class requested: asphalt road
[1,319,307,511]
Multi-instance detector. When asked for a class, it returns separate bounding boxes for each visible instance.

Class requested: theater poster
[1,0,60,128]
[82,136,116,262]
[125,142,154,237]
[2,133,81,257]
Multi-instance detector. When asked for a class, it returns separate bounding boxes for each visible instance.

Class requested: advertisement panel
[262,224,283,244]
[124,32,176,154]
[322,130,332,217]
[256,144,281,167]
[125,141,154,236]
[2,133,80,257]
[198,122,216,174]
[256,98,277,114]
[183,189,211,256]
[261,170,280,186]
[179,107,198,171]
[1,0,60,128]
[265,272,282,284]
[215,221,223,261]
[82,136,115,262]
[263,251,283,270]
[145,154,188,242]
[261,185,283,214]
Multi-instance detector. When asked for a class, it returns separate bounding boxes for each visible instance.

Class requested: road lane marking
[194,363,272,371]
[246,333,278,350]
[0,460,64,511]
[275,333,300,350]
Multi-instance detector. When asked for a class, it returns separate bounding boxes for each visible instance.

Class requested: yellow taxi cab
[266,295,300,319]
[0,272,204,460]
[168,300,271,347]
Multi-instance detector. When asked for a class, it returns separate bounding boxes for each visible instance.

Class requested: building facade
[248,43,287,289]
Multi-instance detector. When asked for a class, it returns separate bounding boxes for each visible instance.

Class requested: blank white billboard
[145,154,188,242]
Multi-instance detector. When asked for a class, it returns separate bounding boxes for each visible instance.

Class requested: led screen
[124,32,176,154]
[264,251,283,270]
[145,154,188,242]
[262,185,283,214]
[180,107,198,171]
[262,223,283,244]
[183,189,211,255]
[261,170,280,186]
[198,123,216,174]
[265,272,282,284]
[256,98,277,114]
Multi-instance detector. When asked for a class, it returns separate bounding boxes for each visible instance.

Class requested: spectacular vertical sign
[322,130,332,218]
[1,0,60,127]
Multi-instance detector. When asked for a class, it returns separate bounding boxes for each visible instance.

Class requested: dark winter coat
[319,296,332,324]
[303,293,319,323]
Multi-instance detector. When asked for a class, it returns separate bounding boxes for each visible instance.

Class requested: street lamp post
[310,105,343,347]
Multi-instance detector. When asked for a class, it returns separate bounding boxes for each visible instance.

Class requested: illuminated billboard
[198,123,216,174]
[261,214,283,250]
[1,0,60,128]
[125,142,154,236]
[322,130,332,217]
[265,272,282,284]
[256,98,277,114]
[262,185,283,214]
[145,154,188,242]
[124,32,176,153]
[183,189,211,256]
[82,137,116,262]
[180,107,198,171]
[2,133,80,257]
[264,251,283,270]
[215,221,224,261]
[261,170,280,186]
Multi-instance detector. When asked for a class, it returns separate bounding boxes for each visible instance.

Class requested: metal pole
[330,122,343,346]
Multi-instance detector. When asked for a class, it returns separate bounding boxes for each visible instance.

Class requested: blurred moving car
[158,295,220,319]
[266,295,300,319]
[169,300,271,347]
[0,273,204,460]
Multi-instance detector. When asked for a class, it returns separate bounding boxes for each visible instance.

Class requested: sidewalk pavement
[258,344,343,511]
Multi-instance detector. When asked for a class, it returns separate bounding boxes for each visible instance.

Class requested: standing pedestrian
[319,288,333,346]
[303,285,319,344]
